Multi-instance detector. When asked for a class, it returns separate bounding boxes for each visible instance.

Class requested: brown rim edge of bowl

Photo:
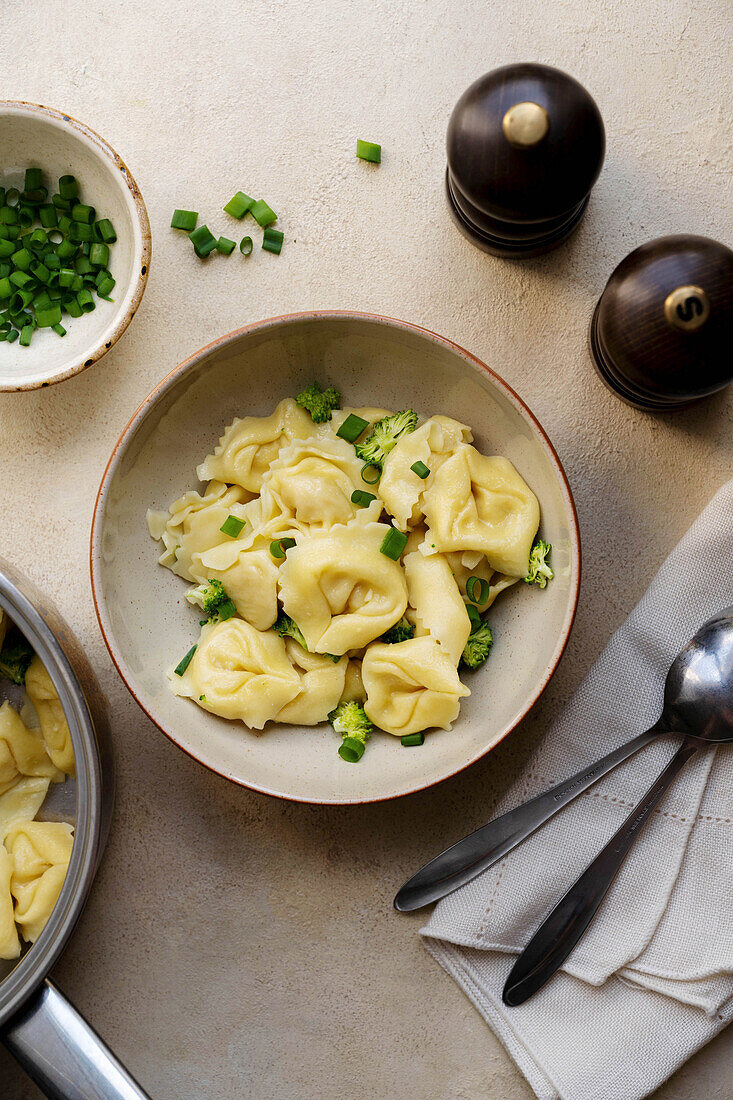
[90,310,581,805]
[0,100,152,393]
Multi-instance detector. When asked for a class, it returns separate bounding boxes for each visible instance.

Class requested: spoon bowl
[662,605,733,742]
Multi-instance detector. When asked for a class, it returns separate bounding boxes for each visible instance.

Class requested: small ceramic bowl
[91,312,581,804]
[0,102,151,392]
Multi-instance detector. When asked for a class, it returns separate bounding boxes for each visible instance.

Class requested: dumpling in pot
[147,481,251,582]
[278,523,408,655]
[191,541,280,631]
[275,641,347,725]
[0,702,61,796]
[0,776,51,841]
[445,553,518,611]
[379,416,473,530]
[362,636,470,736]
[170,619,301,730]
[403,549,471,666]
[24,658,75,776]
[6,820,74,944]
[422,445,540,577]
[0,847,20,960]
[196,399,314,493]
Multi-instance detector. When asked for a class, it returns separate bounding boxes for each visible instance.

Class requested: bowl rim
[0,100,152,392]
[90,310,582,804]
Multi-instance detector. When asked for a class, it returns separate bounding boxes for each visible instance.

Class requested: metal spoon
[395,606,733,914]
[502,605,733,1005]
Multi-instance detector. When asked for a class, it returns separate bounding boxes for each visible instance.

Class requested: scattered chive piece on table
[336,413,369,442]
[220,514,245,538]
[250,199,277,227]
[223,192,254,218]
[338,737,366,763]
[401,732,424,747]
[216,236,236,255]
[466,576,490,605]
[356,139,381,163]
[350,489,376,508]
[239,235,253,255]
[270,537,296,559]
[189,224,218,257]
[171,209,198,231]
[174,645,197,676]
[361,463,381,485]
[410,460,430,479]
[262,227,284,255]
[380,527,408,560]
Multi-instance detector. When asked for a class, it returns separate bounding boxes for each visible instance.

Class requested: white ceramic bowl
[0,102,151,391]
[91,313,581,804]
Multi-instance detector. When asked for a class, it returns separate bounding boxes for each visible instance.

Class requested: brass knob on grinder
[446,63,605,257]
[590,235,733,410]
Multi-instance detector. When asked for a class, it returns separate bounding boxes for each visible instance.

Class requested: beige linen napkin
[421,478,733,1100]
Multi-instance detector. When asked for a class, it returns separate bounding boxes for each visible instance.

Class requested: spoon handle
[502,738,699,1006]
[394,726,662,912]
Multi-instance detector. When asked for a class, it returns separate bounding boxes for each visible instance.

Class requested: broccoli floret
[381,616,415,644]
[460,621,494,670]
[296,381,341,423]
[328,701,373,762]
[186,579,237,622]
[354,409,418,467]
[525,539,553,588]
[273,611,308,649]
[0,629,34,685]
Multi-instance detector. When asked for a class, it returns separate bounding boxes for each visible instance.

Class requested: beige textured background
[1,0,732,1096]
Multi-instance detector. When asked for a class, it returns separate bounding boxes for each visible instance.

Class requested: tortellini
[0,847,19,960]
[192,541,280,631]
[422,444,540,577]
[362,636,470,736]
[25,657,75,776]
[278,523,408,655]
[5,821,74,944]
[147,480,251,582]
[275,641,346,725]
[403,548,471,666]
[445,552,519,611]
[0,702,61,796]
[379,415,473,530]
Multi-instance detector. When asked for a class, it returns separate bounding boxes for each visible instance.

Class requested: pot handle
[1,978,150,1099]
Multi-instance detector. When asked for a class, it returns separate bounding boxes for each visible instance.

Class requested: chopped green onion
[89,242,109,268]
[217,598,237,622]
[336,413,369,442]
[96,274,115,298]
[401,732,424,746]
[5,327,18,343]
[466,604,482,633]
[52,193,71,211]
[189,224,217,257]
[174,645,197,676]
[410,461,430,479]
[338,737,366,763]
[380,527,408,560]
[270,537,296,559]
[39,205,58,228]
[12,248,32,271]
[5,189,19,208]
[24,168,43,192]
[223,192,254,218]
[250,199,277,227]
[216,236,236,255]
[95,218,117,242]
[466,576,490,605]
[58,175,79,201]
[19,325,33,346]
[35,304,62,327]
[262,227,284,254]
[0,277,11,298]
[351,489,376,508]
[71,202,95,224]
[356,139,381,163]
[76,288,95,313]
[170,209,198,231]
[220,515,245,538]
[52,323,66,337]
[361,463,381,484]
[239,235,253,255]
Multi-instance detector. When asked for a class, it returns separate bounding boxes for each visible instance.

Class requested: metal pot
[0,557,149,1099]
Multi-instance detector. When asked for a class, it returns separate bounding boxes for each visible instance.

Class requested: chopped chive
[466,604,482,633]
[466,576,490,605]
[58,175,79,200]
[361,463,381,484]
[12,248,32,271]
[218,598,237,622]
[69,221,93,242]
[95,217,117,242]
[89,242,109,268]
[216,236,236,255]
[5,327,18,342]
[35,304,62,327]
[338,737,366,762]
[171,209,198,231]
[250,199,276,227]
[336,413,369,442]
[19,325,34,346]
[5,189,20,208]
[39,205,58,228]
[239,235,253,255]
[76,288,95,313]
[52,193,71,211]
[351,489,376,508]
[356,139,381,163]
[189,224,217,257]
[220,514,245,538]
[380,527,408,560]
[174,644,197,676]
[52,322,67,337]
[71,203,95,224]
[270,537,296,559]
[96,274,115,297]
[262,227,284,254]
[401,732,425,747]
[24,168,43,192]
[223,192,254,218]
[410,460,430,479]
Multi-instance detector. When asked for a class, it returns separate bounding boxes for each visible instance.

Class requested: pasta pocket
[0,847,20,960]
[171,619,301,729]
[380,415,473,530]
[403,549,471,666]
[445,553,518,611]
[362,636,470,736]
[0,702,61,796]
[194,542,280,631]
[275,641,347,725]
[422,444,540,577]
[147,481,250,582]
[5,820,74,944]
[278,523,408,655]
[25,657,75,776]
[196,398,314,493]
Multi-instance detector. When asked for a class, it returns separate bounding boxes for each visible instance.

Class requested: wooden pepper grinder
[590,235,733,409]
[446,63,605,256]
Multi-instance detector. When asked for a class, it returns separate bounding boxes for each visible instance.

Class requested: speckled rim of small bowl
[0,100,152,392]
[90,311,582,804]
